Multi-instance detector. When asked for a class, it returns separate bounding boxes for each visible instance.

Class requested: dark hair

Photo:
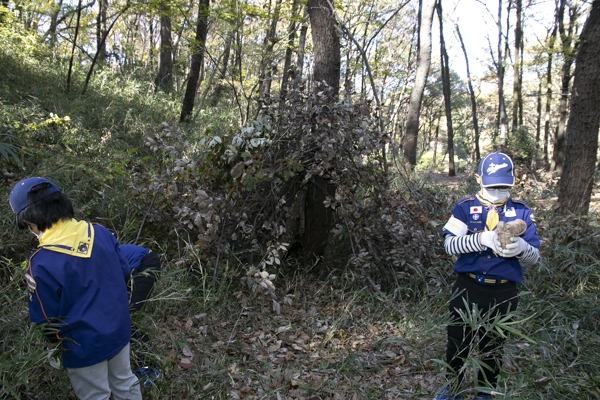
[16,183,74,231]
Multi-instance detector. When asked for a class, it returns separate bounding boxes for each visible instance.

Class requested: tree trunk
[551,0,579,175]
[66,0,83,94]
[543,23,558,169]
[82,3,130,94]
[456,25,481,163]
[308,0,341,94]
[511,0,523,133]
[496,0,508,147]
[290,0,340,261]
[209,29,234,107]
[96,0,108,65]
[436,0,454,176]
[279,0,300,108]
[403,0,436,169]
[557,0,600,215]
[257,0,282,113]
[534,75,542,168]
[154,0,173,93]
[296,6,309,83]
[180,0,210,123]
[47,0,63,47]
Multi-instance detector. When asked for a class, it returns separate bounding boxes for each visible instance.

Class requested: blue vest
[443,197,540,283]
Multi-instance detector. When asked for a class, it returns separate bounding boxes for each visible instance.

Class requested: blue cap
[9,177,61,215]
[478,152,514,187]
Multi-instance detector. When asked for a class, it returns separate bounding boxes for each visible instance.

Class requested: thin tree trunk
[432,117,439,167]
[511,0,523,133]
[47,0,63,47]
[96,0,108,64]
[66,0,83,94]
[557,0,600,215]
[209,29,234,107]
[155,0,173,93]
[543,23,558,169]
[403,0,436,169]
[534,75,542,168]
[82,3,130,94]
[456,24,481,163]
[496,0,508,147]
[436,0,455,176]
[180,0,210,123]
[279,0,300,107]
[256,0,282,113]
[296,6,308,83]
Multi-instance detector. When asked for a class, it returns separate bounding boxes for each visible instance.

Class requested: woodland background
[0,0,599,399]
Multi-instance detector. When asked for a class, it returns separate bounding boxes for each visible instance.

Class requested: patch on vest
[77,242,90,255]
[25,273,37,292]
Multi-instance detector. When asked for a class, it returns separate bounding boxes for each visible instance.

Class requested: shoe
[433,386,463,400]
[135,366,160,387]
[473,394,492,400]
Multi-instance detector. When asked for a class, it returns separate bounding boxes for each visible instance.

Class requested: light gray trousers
[66,343,142,400]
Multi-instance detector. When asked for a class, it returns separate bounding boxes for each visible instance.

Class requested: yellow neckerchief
[475,192,508,231]
[37,219,94,258]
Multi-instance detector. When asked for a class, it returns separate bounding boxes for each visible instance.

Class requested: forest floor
[130,173,600,400]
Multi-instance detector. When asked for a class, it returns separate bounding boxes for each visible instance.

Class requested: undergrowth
[1,22,599,400]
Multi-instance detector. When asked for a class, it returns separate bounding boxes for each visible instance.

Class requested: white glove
[502,236,529,258]
[479,231,503,253]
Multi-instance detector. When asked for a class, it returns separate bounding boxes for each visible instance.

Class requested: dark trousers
[445,274,519,390]
[129,251,161,314]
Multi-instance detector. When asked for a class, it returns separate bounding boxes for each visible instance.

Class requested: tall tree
[47,0,63,47]
[155,0,174,93]
[557,0,600,215]
[296,5,309,82]
[279,0,300,109]
[494,0,508,147]
[257,0,282,112]
[66,0,83,94]
[456,24,481,162]
[292,0,340,260]
[96,0,108,64]
[436,0,455,176]
[209,28,235,107]
[403,0,436,168]
[550,0,580,176]
[511,0,524,132]
[543,22,558,168]
[180,0,210,123]
[82,2,130,94]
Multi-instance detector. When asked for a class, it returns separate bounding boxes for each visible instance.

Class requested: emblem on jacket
[77,242,90,255]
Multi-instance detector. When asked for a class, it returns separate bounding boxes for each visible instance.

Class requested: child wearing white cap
[434,153,541,400]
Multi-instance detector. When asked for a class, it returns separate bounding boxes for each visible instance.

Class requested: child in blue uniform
[9,177,142,400]
[434,153,540,400]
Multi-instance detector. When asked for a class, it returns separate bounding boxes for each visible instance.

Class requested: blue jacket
[25,219,131,368]
[442,196,540,283]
